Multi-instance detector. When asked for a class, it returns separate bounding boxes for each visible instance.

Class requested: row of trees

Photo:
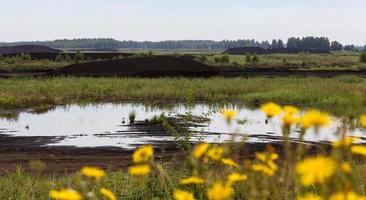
[1,38,364,51]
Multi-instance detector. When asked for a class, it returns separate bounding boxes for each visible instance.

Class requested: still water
[0,103,364,149]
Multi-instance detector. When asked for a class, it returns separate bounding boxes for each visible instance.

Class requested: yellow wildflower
[128,164,151,176]
[192,143,210,159]
[221,158,239,168]
[341,162,352,174]
[180,176,205,185]
[173,189,195,200]
[227,173,247,183]
[207,147,224,161]
[255,152,267,162]
[100,188,116,200]
[207,182,233,200]
[132,145,154,163]
[351,145,366,156]
[260,102,282,118]
[80,166,105,180]
[282,113,298,126]
[329,191,366,200]
[221,109,237,121]
[296,156,336,186]
[299,110,330,129]
[252,151,278,176]
[252,164,276,176]
[360,115,366,128]
[333,137,358,148]
[284,105,299,115]
[49,189,82,200]
[297,193,323,200]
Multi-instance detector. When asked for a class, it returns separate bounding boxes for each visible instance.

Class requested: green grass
[2,157,366,200]
[0,76,366,115]
[206,53,366,70]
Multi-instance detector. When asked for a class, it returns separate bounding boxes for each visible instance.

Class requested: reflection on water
[0,103,365,149]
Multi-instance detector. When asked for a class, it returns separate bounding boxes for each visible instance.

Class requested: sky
[1,0,365,45]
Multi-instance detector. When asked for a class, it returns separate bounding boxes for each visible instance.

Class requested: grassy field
[1,52,365,72]
[206,52,366,70]
[0,76,366,115]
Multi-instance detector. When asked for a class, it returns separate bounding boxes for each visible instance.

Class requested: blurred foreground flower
[360,115,366,128]
[80,166,105,181]
[221,109,237,122]
[128,164,151,176]
[100,188,117,200]
[221,158,239,168]
[260,102,282,118]
[227,173,247,184]
[192,143,210,159]
[206,146,224,161]
[207,182,233,200]
[180,176,204,185]
[299,110,331,129]
[333,137,358,148]
[329,191,366,200]
[132,145,154,163]
[49,189,82,200]
[296,156,336,186]
[283,105,299,115]
[252,152,278,176]
[351,145,366,156]
[173,189,195,200]
[297,193,322,200]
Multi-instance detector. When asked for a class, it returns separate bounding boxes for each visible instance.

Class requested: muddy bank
[0,133,328,174]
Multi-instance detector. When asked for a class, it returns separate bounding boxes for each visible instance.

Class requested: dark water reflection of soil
[0,103,365,149]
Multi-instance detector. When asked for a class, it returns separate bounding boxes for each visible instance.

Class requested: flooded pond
[0,103,365,149]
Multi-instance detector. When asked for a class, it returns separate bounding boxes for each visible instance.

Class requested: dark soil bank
[0,45,61,55]
[58,56,220,77]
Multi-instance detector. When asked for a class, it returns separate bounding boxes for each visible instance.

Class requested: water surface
[0,103,364,149]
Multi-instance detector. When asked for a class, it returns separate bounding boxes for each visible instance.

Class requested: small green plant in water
[129,111,136,124]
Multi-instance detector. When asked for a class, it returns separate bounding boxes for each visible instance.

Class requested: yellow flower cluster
[50,167,116,200]
[260,102,331,131]
[296,156,336,186]
[128,145,154,177]
[252,151,279,176]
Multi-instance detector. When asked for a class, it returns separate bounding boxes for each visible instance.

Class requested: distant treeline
[0,37,365,51]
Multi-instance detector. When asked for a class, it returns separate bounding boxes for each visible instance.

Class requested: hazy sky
[1,0,365,45]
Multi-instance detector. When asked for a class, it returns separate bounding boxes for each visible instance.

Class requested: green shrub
[252,54,259,63]
[214,54,230,64]
[199,55,208,62]
[360,52,366,63]
[245,53,252,63]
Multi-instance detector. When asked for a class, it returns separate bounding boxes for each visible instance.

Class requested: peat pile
[2,52,135,60]
[58,56,220,77]
[0,45,61,55]
[225,47,330,55]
